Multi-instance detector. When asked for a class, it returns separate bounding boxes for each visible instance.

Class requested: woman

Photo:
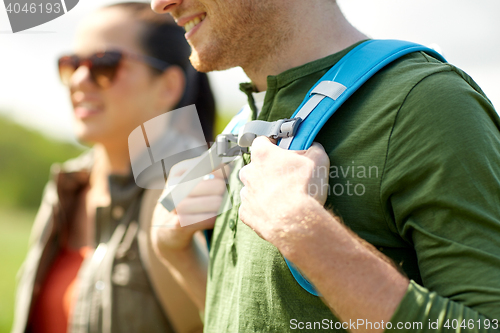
[12,3,214,333]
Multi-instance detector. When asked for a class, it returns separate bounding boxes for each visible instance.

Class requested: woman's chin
[73,124,101,145]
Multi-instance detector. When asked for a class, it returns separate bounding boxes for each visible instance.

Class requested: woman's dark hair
[104,2,216,143]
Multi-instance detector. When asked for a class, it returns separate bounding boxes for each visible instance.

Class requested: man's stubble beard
[188,0,292,75]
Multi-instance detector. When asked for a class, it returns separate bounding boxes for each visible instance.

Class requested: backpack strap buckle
[275,117,303,139]
[216,133,249,157]
[237,117,303,148]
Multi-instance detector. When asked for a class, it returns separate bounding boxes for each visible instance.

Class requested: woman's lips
[73,105,103,119]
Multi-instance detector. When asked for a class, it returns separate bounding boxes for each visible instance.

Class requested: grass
[0,208,35,333]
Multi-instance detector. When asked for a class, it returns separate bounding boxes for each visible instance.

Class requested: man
[150,0,500,332]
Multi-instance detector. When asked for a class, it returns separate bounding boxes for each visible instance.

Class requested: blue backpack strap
[279,39,446,296]
[283,39,446,150]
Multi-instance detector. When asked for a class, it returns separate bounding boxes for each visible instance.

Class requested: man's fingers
[306,142,330,167]
[307,142,327,155]
[176,195,223,214]
[238,165,247,185]
[251,136,278,151]
[251,137,329,164]
[239,185,248,201]
[285,143,327,159]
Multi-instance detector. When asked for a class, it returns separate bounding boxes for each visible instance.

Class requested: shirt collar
[239,41,367,121]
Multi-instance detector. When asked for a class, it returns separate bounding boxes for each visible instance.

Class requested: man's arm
[238,69,500,332]
[238,138,408,332]
[379,70,500,327]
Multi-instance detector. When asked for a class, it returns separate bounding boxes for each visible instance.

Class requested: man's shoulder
[316,51,454,135]
[377,51,496,127]
[322,49,488,131]
[370,50,452,94]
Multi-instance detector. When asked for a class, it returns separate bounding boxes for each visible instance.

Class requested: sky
[0,0,499,142]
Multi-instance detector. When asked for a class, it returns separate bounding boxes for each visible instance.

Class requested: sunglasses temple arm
[141,54,170,72]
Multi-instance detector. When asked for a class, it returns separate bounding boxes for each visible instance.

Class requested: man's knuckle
[239,166,249,183]
[239,186,246,200]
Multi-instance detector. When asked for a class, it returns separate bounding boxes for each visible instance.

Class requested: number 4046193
[5,2,61,14]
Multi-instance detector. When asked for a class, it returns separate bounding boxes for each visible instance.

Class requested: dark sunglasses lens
[58,55,78,86]
[89,51,122,88]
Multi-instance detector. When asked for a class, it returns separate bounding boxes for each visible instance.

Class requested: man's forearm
[281,197,408,333]
[238,138,407,331]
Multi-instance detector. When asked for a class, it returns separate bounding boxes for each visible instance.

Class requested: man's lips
[177,12,207,39]
[176,12,206,28]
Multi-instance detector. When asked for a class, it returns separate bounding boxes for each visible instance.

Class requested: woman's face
[69,8,169,147]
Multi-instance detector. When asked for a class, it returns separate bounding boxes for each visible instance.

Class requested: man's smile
[183,13,206,33]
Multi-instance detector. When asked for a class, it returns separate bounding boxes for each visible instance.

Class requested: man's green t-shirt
[204,43,500,332]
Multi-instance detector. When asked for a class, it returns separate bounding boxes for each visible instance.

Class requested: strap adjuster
[274,117,302,139]
[216,117,303,157]
[237,117,303,148]
[216,133,249,157]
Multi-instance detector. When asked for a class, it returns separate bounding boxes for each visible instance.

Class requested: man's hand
[238,136,330,252]
[239,136,408,332]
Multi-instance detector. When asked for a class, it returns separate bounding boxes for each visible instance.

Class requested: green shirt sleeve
[381,68,500,331]
[391,281,499,332]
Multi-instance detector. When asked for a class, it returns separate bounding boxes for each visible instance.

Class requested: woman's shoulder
[49,149,94,177]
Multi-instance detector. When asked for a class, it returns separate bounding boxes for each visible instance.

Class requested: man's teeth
[184,14,206,33]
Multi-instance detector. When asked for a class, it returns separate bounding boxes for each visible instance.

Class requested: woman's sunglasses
[57,50,170,88]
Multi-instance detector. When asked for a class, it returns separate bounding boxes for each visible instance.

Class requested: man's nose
[151,0,182,14]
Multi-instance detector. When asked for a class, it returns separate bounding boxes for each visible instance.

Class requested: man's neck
[244,3,367,92]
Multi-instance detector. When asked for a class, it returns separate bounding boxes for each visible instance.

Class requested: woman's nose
[151,0,183,14]
[70,66,96,91]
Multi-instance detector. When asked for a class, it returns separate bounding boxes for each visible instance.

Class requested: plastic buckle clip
[272,117,302,139]
[216,133,249,157]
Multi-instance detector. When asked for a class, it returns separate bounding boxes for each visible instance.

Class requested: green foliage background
[0,117,86,209]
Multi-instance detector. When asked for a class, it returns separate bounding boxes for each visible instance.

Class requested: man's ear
[154,65,186,114]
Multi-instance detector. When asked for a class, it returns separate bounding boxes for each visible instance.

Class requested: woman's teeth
[184,14,206,33]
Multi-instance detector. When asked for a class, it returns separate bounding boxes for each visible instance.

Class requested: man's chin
[189,49,235,73]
